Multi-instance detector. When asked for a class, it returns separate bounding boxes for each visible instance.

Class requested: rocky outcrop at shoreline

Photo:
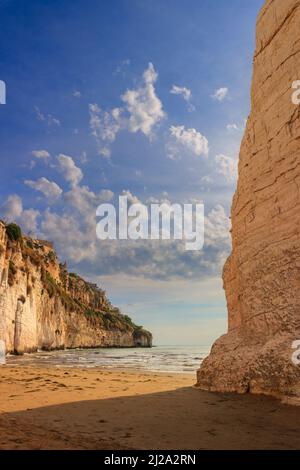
[0,221,152,354]
[197,0,300,401]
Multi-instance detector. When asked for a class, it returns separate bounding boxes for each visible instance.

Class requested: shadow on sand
[1,386,300,450]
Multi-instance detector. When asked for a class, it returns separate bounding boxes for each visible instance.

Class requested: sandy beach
[0,365,300,450]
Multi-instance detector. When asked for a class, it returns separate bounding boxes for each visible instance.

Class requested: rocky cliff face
[0,221,152,354]
[197,0,300,401]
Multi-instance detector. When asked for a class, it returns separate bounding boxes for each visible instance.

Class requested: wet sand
[0,365,300,450]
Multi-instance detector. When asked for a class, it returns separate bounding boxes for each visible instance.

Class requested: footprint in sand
[206,429,217,436]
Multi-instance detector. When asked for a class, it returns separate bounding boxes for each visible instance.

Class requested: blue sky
[0,0,264,345]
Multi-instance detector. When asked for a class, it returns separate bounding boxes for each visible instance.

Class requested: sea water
[6,345,210,373]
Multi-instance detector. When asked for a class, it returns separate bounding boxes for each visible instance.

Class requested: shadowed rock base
[197,0,300,401]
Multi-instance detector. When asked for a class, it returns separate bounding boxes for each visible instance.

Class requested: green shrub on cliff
[133,325,152,340]
[47,250,56,263]
[43,271,56,298]
[69,272,78,278]
[84,309,97,318]
[123,314,136,327]
[26,239,33,249]
[21,243,43,266]
[6,223,22,241]
[41,269,77,311]
[8,260,17,286]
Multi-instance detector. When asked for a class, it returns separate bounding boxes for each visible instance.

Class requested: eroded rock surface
[0,221,152,354]
[197,0,300,401]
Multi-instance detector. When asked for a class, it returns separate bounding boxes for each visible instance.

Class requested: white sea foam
[6,345,209,373]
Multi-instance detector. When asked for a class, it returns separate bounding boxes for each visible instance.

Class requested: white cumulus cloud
[37,188,231,281]
[170,85,191,102]
[121,62,165,137]
[211,87,228,102]
[34,106,60,126]
[170,85,194,111]
[25,177,63,201]
[0,195,39,235]
[167,125,209,159]
[0,194,23,222]
[32,149,50,160]
[19,209,40,234]
[226,123,239,131]
[89,104,123,157]
[89,63,165,157]
[215,154,238,183]
[57,154,83,187]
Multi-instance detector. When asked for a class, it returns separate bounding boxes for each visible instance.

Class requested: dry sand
[0,365,299,450]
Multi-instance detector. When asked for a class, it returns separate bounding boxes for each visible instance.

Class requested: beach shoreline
[1,365,300,450]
